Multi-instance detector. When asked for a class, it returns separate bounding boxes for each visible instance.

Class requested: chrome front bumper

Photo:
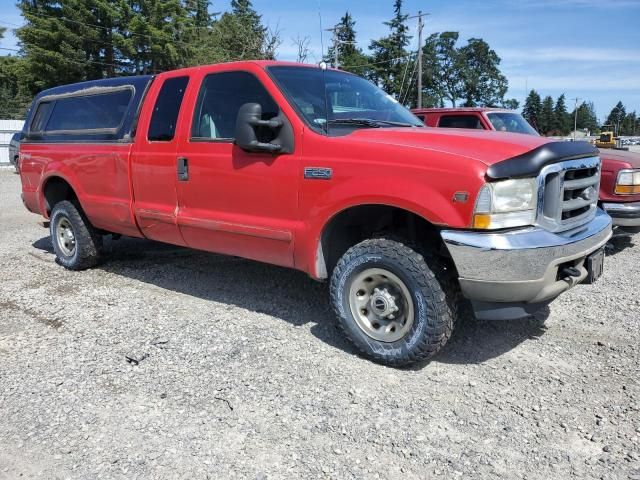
[602,201,640,227]
[441,209,612,316]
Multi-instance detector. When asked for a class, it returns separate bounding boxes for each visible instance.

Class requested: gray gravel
[1,169,639,480]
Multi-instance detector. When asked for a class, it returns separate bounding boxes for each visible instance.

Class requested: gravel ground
[1,169,639,480]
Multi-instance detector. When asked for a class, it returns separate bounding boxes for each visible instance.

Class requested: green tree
[502,98,519,110]
[539,95,554,135]
[16,1,92,93]
[118,0,194,74]
[368,0,411,97]
[605,101,626,135]
[199,0,280,64]
[459,38,508,107]
[553,94,570,135]
[621,111,638,135]
[572,101,598,133]
[522,90,542,132]
[0,56,32,118]
[326,11,369,77]
[419,32,511,108]
[423,32,464,107]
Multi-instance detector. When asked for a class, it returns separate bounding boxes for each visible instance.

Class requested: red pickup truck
[413,107,640,233]
[19,62,612,366]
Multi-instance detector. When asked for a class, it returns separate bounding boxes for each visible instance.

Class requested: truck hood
[347,127,556,166]
[599,148,640,169]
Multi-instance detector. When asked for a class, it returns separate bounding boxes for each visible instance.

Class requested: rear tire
[330,238,456,367]
[50,200,102,270]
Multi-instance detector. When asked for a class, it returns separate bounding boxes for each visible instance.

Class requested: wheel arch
[41,174,80,217]
[315,202,447,279]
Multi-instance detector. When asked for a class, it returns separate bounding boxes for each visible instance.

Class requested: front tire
[330,238,455,367]
[50,200,102,270]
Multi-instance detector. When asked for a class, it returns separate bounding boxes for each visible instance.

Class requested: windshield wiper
[327,118,420,128]
[326,118,382,128]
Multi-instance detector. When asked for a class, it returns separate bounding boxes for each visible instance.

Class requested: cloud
[507,73,639,91]
[506,0,640,7]
[499,47,640,63]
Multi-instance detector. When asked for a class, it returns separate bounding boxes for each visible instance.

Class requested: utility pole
[416,11,424,109]
[571,97,581,141]
[408,11,429,108]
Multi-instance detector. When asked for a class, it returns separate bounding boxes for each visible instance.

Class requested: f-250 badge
[304,167,333,180]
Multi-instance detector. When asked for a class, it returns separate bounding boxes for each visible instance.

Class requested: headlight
[614,169,640,194]
[473,178,537,229]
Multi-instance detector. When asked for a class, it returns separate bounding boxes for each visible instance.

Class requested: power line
[21,10,197,50]
[341,52,416,70]
[1,11,196,55]
[0,45,142,72]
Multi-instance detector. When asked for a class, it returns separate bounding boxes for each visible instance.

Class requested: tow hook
[559,266,582,284]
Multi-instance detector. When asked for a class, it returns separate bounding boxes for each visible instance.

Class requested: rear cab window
[438,115,485,130]
[147,76,190,142]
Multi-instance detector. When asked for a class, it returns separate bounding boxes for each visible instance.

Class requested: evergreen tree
[0,56,32,118]
[572,101,598,133]
[522,89,542,132]
[539,95,554,135]
[204,0,279,63]
[16,1,91,93]
[605,101,626,134]
[553,94,570,135]
[118,0,193,74]
[368,0,411,98]
[326,11,369,77]
[621,111,638,136]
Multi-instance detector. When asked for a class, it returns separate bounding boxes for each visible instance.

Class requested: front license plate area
[584,248,604,284]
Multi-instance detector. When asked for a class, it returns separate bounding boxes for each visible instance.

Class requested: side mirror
[235,103,283,153]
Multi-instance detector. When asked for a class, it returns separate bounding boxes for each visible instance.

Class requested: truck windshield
[486,112,538,136]
[268,66,423,134]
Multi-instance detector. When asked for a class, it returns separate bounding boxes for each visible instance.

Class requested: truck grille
[537,156,601,233]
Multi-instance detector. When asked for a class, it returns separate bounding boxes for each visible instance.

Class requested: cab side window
[148,76,189,142]
[438,115,484,130]
[191,71,278,141]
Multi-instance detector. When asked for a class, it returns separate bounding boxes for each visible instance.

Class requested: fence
[0,119,24,166]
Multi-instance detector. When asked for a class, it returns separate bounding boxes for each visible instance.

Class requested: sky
[1,0,638,121]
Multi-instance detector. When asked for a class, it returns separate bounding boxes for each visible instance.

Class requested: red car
[413,107,640,233]
[19,62,611,366]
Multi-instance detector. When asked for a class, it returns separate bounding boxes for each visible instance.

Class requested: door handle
[177,157,189,181]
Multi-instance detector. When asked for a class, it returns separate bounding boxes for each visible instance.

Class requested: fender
[295,173,480,279]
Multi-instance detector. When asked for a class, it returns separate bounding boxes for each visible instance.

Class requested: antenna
[316,1,330,135]
[317,1,325,58]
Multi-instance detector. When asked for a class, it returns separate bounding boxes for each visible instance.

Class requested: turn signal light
[472,214,492,229]
[614,184,640,195]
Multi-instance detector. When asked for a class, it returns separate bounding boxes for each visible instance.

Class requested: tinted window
[148,76,189,141]
[44,89,133,132]
[192,71,278,140]
[31,101,53,132]
[438,115,484,129]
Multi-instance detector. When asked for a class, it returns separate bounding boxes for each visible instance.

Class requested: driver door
[175,68,299,267]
